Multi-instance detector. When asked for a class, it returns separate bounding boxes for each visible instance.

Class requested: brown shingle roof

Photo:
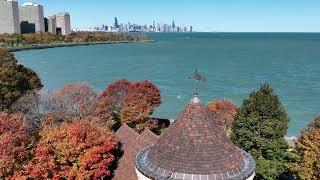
[135,96,256,180]
[114,124,159,180]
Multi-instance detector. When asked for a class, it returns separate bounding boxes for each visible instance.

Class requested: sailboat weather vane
[188,68,206,96]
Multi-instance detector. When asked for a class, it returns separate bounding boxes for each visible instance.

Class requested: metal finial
[188,68,206,96]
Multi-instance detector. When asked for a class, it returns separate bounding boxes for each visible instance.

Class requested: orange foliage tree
[12,120,119,179]
[289,116,320,179]
[96,79,161,130]
[207,99,238,135]
[0,113,31,179]
[120,81,161,126]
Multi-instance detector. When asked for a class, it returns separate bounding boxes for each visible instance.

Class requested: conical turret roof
[135,96,255,180]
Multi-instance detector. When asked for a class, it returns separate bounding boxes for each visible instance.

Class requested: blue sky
[17,0,320,32]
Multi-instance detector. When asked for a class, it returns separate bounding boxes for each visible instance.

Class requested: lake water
[15,33,320,136]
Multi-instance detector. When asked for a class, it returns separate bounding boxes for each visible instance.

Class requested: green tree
[231,83,292,180]
[0,49,42,111]
[289,116,320,180]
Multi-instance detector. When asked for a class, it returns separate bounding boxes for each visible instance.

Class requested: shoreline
[4,39,156,52]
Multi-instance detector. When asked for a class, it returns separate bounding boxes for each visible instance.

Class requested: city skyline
[83,18,192,33]
[15,0,320,32]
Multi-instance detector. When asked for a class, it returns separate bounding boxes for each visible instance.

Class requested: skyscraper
[0,0,20,34]
[172,20,176,29]
[55,12,71,35]
[114,17,119,28]
[19,2,45,33]
[47,15,56,35]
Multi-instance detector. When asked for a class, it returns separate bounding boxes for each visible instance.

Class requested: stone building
[47,15,57,35]
[0,0,20,34]
[0,0,71,35]
[19,2,45,33]
[135,96,256,180]
[55,12,71,35]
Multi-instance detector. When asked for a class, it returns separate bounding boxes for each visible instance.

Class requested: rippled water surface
[15,33,320,136]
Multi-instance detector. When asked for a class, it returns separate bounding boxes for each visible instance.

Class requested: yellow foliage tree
[289,116,320,179]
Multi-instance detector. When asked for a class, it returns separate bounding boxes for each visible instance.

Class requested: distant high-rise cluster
[0,0,71,35]
[79,17,193,33]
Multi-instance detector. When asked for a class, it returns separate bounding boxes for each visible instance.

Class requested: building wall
[0,0,20,34]
[55,13,71,35]
[135,168,151,180]
[47,15,56,35]
[19,4,45,33]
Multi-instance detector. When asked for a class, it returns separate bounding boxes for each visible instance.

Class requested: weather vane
[188,68,206,96]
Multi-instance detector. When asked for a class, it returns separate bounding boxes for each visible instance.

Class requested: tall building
[19,2,45,33]
[0,0,20,34]
[114,17,119,28]
[172,20,176,29]
[190,25,193,32]
[135,96,256,180]
[55,12,71,35]
[47,15,56,35]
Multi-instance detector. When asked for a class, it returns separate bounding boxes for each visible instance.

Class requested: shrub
[231,83,292,179]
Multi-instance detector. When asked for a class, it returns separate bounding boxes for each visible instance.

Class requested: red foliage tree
[96,79,161,130]
[0,113,31,178]
[120,81,161,126]
[94,79,131,128]
[207,99,238,135]
[98,79,131,114]
[13,120,119,179]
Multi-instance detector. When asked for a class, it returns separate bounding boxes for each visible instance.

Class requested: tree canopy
[0,49,42,111]
[0,113,31,179]
[12,120,119,179]
[96,79,161,131]
[231,83,292,180]
[207,99,238,136]
[289,116,320,179]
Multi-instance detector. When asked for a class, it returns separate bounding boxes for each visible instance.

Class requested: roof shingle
[114,124,159,180]
[135,96,256,180]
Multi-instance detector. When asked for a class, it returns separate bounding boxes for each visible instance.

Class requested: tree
[120,80,161,127]
[12,83,97,131]
[98,79,131,115]
[96,79,161,130]
[231,83,292,180]
[51,82,97,120]
[11,90,51,132]
[0,113,31,179]
[207,99,238,136]
[13,120,119,179]
[289,116,320,179]
[0,49,42,111]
